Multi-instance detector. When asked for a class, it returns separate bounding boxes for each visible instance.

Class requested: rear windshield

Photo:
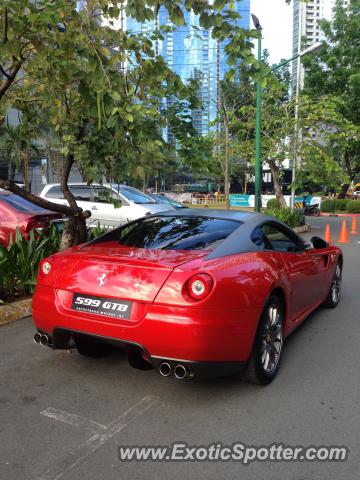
[0,195,46,213]
[114,216,241,251]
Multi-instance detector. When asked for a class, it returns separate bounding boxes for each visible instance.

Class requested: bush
[264,207,303,228]
[321,198,348,212]
[0,226,61,303]
[337,199,349,211]
[347,201,360,213]
[266,198,281,209]
[320,199,336,212]
[87,222,111,240]
[0,223,118,303]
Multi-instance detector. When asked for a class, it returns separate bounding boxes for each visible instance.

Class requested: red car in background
[0,191,65,247]
[32,210,342,385]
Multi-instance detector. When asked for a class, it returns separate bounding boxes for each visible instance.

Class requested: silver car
[39,183,173,227]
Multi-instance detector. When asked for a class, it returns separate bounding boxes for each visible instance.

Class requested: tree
[302,0,360,197]
[219,56,349,207]
[0,0,264,248]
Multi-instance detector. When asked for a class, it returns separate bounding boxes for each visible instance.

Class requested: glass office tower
[126,1,250,139]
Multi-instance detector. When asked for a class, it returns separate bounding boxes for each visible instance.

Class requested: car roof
[43,183,95,187]
[146,209,304,259]
[90,208,305,259]
[156,208,260,222]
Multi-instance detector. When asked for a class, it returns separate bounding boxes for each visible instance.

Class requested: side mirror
[311,236,328,249]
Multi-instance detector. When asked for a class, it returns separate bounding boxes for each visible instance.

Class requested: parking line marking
[40,407,107,432]
[36,395,159,480]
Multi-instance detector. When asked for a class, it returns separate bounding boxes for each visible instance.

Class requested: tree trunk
[22,148,30,192]
[59,153,89,250]
[268,160,287,208]
[337,183,350,199]
[338,151,355,198]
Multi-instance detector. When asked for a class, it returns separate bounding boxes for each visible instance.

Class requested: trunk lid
[54,241,206,302]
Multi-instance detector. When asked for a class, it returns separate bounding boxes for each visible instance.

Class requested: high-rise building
[125,2,250,138]
[292,0,350,91]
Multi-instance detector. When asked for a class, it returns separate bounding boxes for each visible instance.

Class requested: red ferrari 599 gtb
[32,210,342,384]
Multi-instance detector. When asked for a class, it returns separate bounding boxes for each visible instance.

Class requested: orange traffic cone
[350,216,359,235]
[324,224,332,244]
[337,219,350,244]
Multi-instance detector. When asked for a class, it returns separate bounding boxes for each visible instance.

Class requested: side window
[45,186,64,199]
[93,187,121,204]
[261,223,302,253]
[69,186,92,202]
[251,226,272,250]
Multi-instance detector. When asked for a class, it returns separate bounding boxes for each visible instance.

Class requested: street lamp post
[252,14,263,213]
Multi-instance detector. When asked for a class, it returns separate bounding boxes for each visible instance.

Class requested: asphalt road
[1,216,359,480]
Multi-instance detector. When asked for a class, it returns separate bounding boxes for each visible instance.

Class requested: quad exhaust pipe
[159,362,172,377]
[158,362,192,379]
[174,364,190,380]
[33,333,41,344]
[34,333,51,346]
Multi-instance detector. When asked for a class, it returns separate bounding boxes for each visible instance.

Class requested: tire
[324,261,342,308]
[244,295,284,385]
[74,334,113,358]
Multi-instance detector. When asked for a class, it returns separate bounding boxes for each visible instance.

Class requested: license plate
[72,293,132,319]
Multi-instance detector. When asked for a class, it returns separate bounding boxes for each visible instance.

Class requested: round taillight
[42,261,52,275]
[187,274,213,301]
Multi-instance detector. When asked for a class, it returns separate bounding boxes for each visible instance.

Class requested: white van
[40,183,174,227]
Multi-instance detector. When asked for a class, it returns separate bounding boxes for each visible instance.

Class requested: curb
[293,224,311,233]
[0,298,32,326]
[320,213,360,217]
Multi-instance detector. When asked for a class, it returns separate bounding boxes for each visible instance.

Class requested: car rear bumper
[32,285,261,364]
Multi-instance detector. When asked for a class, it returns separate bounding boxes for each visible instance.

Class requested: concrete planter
[0,298,32,325]
[293,224,311,234]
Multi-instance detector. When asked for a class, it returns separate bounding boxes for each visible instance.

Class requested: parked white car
[39,183,173,227]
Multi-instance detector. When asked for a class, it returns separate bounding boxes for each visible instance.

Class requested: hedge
[321,198,360,213]
[347,201,360,213]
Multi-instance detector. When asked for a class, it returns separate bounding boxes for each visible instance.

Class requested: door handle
[92,206,98,211]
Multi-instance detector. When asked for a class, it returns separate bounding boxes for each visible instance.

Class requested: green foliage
[264,208,303,228]
[87,223,111,240]
[0,221,113,302]
[335,199,348,212]
[321,198,360,213]
[3,1,253,191]
[321,198,349,212]
[0,226,60,302]
[302,1,360,183]
[347,201,360,213]
[266,198,281,209]
[320,199,337,213]
[217,55,350,203]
